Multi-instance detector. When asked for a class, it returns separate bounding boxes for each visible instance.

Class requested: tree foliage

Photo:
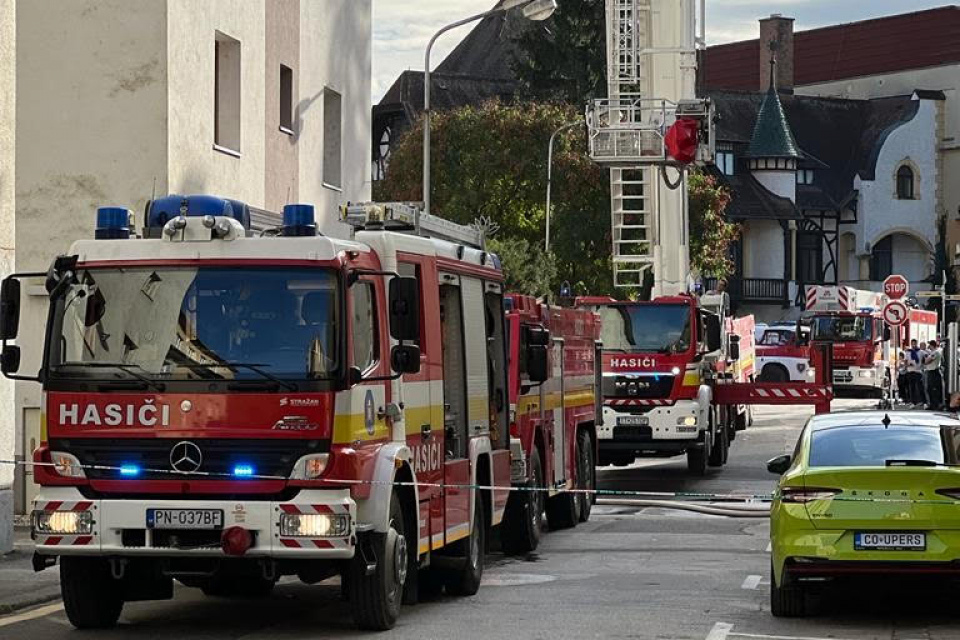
[375,101,613,296]
[687,171,739,279]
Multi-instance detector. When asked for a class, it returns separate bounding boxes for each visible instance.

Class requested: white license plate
[618,416,649,426]
[147,509,224,530]
[854,532,925,551]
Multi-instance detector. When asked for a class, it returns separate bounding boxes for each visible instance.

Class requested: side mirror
[527,345,549,383]
[390,344,421,374]
[704,314,722,352]
[729,336,740,361]
[0,345,20,375]
[388,277,420,343]
[0,279,21,340]
[524,325,550,347]
[766,454,792,475]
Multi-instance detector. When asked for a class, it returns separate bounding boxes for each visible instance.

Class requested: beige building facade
[0,0,15,552]
[12,0,372,515]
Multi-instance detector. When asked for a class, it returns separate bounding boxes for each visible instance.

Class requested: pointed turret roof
[748,59,800,159]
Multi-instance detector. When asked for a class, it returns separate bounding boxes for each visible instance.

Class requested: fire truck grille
[50,438,327,480]
[603,375,675,400]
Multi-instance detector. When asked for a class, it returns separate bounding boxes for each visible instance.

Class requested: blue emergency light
[282,204,318,237]
[119,464,141,477]
[233,464,255,477]
[143,195,251,238]
[95,207,131,240]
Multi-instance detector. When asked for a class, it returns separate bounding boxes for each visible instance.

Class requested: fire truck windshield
[48,267,340,382]
[599,304,691,353]
[811,315,873,342]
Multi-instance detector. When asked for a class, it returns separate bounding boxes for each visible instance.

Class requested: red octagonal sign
[883,274,909,300]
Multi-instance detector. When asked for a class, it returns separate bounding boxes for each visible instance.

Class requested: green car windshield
[809,425,960,467]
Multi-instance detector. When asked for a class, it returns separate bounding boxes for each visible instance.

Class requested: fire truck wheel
[445,495,485,596]
[687,430,709,476]
[501,447,544,555]
[576,430,595,523]
[545,483,578,531]
[60,557,124,629]
[348,492,407,630]
[759,364,789,383]
[708,413,727,468]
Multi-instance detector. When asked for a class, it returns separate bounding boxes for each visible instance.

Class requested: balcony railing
[704,277,788,306]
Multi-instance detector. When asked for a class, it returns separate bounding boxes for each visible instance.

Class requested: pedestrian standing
[907,339,925,406]
[897,351,909,404]
[925,339,944,410]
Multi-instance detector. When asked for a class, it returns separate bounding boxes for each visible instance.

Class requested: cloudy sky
[372,0,951,102]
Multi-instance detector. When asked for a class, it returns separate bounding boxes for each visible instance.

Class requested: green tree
[375,101,613,296]
[687,171,739,279]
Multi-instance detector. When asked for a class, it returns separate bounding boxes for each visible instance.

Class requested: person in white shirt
[906,339,925,406]
[925,339,944,410]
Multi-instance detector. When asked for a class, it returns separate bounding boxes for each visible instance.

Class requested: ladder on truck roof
[341,202,485,249]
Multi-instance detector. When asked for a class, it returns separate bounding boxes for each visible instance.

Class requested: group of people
[896,339,944,409]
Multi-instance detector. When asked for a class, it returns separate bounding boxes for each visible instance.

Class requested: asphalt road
[5,400,960,639]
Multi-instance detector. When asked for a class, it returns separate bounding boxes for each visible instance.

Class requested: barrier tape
[6,457,960,507]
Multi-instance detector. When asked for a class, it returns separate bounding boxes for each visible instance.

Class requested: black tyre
[61,557,124,630]
[709,411,726,467]
[545,474,578,531]
[576,430,595,523]
[770,563,806,617]
[687,436,708,476]
[760,365,789,383]
[445,494,485,596]
[501,447,544,555]
[348,492,408,630]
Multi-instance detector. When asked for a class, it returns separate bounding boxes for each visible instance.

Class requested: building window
[214,32,241,154]
[796,169,814,185]
[323,88,342,189]
[279,64,294,134]
[351,281,378,372]
[716,151,735,175]
[896,165,915,199]
[797,231,823,284]
[869,235,893,281]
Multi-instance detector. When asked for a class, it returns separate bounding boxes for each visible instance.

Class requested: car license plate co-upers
[854,532,925,551]
[147,509,224,530]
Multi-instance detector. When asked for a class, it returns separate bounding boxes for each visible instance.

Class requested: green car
[768,410,960,617]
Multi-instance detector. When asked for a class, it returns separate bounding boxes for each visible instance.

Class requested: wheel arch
[356,443,419,534]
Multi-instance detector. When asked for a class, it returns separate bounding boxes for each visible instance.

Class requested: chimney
[759,14,795,92]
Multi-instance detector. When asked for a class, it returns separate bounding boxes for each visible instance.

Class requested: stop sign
[883,274,909,300]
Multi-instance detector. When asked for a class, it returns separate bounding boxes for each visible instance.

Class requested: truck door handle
[421,424,432,441]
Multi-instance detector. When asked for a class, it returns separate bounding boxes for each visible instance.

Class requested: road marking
[740,574,762,589]
[765,542,772,552]
[0,602,64,628]
[706,622,733,640]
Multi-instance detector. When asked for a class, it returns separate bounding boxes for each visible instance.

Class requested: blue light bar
[119,464,140,477]
[233,464,255,477]
[143,195,251,237]
[95,207,131,240]
[282,203,317,237]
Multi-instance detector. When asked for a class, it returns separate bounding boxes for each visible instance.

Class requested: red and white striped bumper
[32,488,356,559]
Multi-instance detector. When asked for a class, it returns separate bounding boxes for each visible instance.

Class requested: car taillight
[779,487,840,503]
[936,488,960,500]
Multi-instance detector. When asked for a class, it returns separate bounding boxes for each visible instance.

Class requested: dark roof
[435,7,522,80]
[378,70,517,115]
[796,184,838,211]
[710,90,919,204]
[708,166,800,221]
[704,6,960,91]
[748,82,800,159]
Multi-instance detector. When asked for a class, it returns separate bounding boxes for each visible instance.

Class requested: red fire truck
[577,293,739,475]
[500,295,601,554]
[0,197,523,631]
[805,285,890,397]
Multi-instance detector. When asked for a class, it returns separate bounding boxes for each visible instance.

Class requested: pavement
[3,400,960,638]
[0,529,60,615]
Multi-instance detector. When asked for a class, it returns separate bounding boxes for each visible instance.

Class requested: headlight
[671,366,681,375]
[677,416,697,426]
[279,513,350,537]
[860,370,876,378]
[289,453,330,480]
[32,510,93,535]
[50,451,86,479]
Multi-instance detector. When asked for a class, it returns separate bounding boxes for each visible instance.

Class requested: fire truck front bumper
[597,401,702,453]
[832,366,885,395]
[30,487,357,559]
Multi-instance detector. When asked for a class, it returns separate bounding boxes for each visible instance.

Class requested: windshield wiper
[63,362,166,392]
[885,459,953,467]
[185,362,298,392]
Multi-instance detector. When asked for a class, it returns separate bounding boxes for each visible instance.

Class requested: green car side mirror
[767,454,792,475]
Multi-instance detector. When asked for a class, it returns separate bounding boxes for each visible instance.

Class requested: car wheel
[770,563,805,617]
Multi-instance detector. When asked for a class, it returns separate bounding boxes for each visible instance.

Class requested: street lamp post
[421,0,557,230]
[545,121,582,253]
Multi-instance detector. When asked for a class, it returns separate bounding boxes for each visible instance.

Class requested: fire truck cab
[500,295,601,554]
[0,197,513,631]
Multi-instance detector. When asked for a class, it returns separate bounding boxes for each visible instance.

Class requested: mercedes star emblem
[169,441,203,474]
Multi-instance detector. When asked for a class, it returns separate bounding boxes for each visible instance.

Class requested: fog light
[289,453,330,480]
[279,513,349,538]
[32,510,93,535]
[671,366,681,375]
[677,416,697,426]
[50,451,86,479]
[860,370,875,378]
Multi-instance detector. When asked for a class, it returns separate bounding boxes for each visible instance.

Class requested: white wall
[299,0,371,239]
[754,170,796,202]
[741,218,784,279]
